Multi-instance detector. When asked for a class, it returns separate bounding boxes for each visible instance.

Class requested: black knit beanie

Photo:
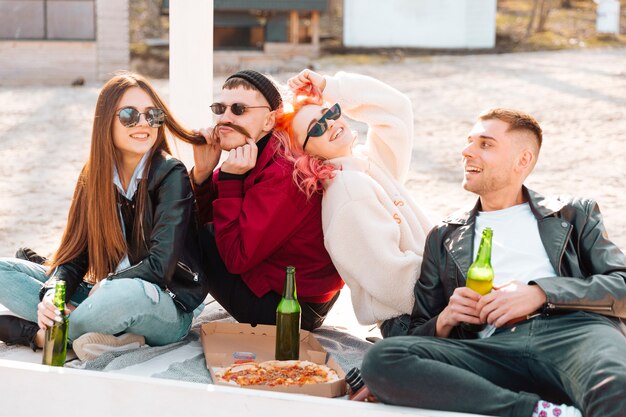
[226,70,283,111]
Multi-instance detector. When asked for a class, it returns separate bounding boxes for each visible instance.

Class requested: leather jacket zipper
[545,302,612,312]
[107,260,143,279]
[545,224,613,313]
[177,261,199,282]
[556,223,572,276]
[167,261,200,312]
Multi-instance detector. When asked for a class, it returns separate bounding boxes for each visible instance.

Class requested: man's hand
[435,287,484,337]
[287,69,327,93]
[192,127,222,184]
[477,281,547,328]
[220,138,258,175]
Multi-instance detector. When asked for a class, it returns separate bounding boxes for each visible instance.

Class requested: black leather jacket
[42,151,209,313]
[409,187,626,338]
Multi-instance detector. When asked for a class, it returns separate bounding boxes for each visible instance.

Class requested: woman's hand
[288,69,326,93]
[37,291,64,330]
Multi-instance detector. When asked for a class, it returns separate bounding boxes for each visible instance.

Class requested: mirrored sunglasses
[117,107,166,128]
[303,103,342,150]
[210,102,271,116]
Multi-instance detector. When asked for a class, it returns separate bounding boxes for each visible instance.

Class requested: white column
[169,0,214,169]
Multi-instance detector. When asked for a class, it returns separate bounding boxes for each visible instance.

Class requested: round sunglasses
[303,103,342,150]
[210,102,271,116]
[117,107,166,128]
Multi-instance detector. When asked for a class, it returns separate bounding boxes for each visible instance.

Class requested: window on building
[0,0,96,40]
[214,12,266,50]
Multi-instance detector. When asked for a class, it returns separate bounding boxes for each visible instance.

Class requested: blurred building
[213,0,325,51]
[160,0,329,73]
[0,0,500,84]
[0,0,129,85]
[343,0,497,49]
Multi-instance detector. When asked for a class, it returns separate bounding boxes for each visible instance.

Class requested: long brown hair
[48,71,205,282]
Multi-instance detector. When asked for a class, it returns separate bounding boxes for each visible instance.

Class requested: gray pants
[361,311,626,417]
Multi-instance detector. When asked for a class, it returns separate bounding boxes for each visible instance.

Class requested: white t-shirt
[473,203,556,337]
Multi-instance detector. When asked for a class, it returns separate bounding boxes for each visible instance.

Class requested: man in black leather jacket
[361,108,626,417]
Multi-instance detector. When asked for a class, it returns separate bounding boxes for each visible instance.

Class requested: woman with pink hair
[274,70,433,337]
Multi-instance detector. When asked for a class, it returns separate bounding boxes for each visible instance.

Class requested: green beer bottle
[461,227,494,332]
[275,266,301,360]
[42,280,68,366]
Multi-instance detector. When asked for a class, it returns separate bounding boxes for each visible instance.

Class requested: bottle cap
[345,367,364,392]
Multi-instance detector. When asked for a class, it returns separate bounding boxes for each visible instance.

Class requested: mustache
[214,122,252,139]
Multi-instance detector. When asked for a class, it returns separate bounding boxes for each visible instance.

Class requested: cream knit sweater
[321,72,434,325]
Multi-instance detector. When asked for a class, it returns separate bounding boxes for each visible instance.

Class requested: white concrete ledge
[0,359,485,417]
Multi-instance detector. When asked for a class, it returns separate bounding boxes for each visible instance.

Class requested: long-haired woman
[0,72,209,360]
[274,69,434,337]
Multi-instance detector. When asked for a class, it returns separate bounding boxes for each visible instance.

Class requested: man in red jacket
[191,70,343,330]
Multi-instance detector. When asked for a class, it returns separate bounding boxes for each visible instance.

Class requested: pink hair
[274,85,337,199]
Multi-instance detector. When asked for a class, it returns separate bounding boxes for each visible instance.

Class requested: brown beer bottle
[461,227,494,332]
[275,266,301,360]
[42,280,68,366]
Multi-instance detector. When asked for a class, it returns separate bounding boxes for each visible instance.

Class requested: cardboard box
[201,322,347,398]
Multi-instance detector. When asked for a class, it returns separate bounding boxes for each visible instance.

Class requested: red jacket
[193,134,343,303]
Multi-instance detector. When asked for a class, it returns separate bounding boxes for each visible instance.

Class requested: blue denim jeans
[0,258,192,346]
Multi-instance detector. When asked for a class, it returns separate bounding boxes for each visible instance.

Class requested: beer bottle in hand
[42,280,68,366]
[275,266,301,360]
[461,227,494,332]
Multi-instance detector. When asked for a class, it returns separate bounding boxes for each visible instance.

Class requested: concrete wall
[0,41,97,85]
[0,359,481,417]
[0,0,129,85]
[343,0,496,49]
[95,0,130,81]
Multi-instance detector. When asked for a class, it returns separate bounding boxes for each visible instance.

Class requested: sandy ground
[0,48,625,337]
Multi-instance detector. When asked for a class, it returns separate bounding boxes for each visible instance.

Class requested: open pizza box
[201,322,347,398]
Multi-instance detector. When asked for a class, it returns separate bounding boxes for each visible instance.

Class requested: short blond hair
[479,108,542,151]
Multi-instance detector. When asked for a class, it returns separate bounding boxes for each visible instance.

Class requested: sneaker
[15,247,47,265]
[72,332,145,361]
[0,315,39,351]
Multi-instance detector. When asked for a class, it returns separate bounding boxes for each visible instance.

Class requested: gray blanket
[63,302,372,383]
